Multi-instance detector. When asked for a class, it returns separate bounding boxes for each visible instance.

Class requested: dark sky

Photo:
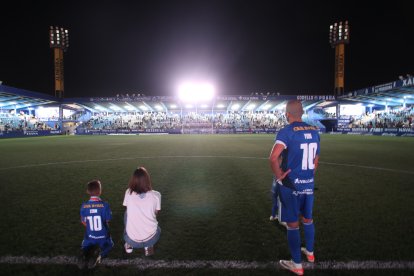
[1,1,413,97]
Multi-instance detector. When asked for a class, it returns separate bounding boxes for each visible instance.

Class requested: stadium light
[329,21,349,46]
[50,26,69,98]
[139,105,148,111]
[170,104,177,108]
[217,104,225,108]
[185,104,193,108]
[110,105,122,111]
[178,82,215,102]
[329,21,350,97]
[247,104,256,110]
[124,105,135,111]
[155,105,163,111]
[231,104,240,111]
[95,105,105,111]
[263,104,272,110]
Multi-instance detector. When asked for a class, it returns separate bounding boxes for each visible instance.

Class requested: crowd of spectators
[347,107,414,129]
[83,111,289,131]
[0,112,58,131]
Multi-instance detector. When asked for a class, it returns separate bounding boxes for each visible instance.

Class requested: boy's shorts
[81,237,114,257]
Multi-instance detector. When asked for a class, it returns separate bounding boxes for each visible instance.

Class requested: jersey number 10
[86,216,102,231]
[300,143,317,170]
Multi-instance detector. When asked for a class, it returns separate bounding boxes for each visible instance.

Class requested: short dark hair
[87,180,101,196]
[128,167,152,194]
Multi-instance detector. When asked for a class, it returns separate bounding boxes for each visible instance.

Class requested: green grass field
[0,134,413,275]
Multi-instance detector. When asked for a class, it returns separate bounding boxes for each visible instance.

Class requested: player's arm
[80,216,86,227]
[269,143,291,181]
[314,155,319,175]
[80,205,86,227]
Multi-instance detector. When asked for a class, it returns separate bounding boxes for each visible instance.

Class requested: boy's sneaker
[301,247,315,263]
[270,215,277,221]
[124,242,133,253]
[144,246,154,256]
[87,247,101,269]
[279,260,304,275]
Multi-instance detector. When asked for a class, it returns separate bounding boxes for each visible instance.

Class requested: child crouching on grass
[78,180,114,269]
[123,167,161,256]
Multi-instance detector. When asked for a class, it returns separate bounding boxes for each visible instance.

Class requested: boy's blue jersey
[80,197,112,240]
[275,121,320,191]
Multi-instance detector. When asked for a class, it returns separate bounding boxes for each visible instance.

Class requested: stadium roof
[1,76,414,113]
[0,84,58,110]
[339,76,414,106]
[62,95,336,113]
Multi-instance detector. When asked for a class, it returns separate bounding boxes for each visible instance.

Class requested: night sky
[1,1,413,98]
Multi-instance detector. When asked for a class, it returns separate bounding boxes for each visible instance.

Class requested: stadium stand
[1,76,414,137]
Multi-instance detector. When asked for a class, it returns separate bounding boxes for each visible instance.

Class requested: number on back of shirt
[300,142,317,170]
[86,216,102,231]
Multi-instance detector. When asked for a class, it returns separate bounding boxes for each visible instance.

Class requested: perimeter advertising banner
[0,130,62,138]
[334,128,414,137]
[77,128,281,135]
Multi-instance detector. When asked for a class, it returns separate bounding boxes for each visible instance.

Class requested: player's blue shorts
[278,184,314,223]
[81,237,114,257]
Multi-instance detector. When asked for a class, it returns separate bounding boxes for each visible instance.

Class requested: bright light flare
[178,82,215,102]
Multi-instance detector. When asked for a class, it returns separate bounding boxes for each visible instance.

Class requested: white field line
[0,155,413,175]
[0,256,414,270]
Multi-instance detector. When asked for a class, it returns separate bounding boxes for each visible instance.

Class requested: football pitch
[0,134,413,275]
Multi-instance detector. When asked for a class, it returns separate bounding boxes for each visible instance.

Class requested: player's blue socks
[287,227,301,264]
[303,221,315,252]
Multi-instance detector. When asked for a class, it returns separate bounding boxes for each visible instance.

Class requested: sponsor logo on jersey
[293,126,318,131]
[294,178,314,184]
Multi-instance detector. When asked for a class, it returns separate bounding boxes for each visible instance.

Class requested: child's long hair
[128,167,152,194]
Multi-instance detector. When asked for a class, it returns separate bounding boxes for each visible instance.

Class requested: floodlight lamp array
[50,26,69,51]
[329,21,349,47]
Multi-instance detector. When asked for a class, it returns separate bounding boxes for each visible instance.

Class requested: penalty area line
[0,256,414,270]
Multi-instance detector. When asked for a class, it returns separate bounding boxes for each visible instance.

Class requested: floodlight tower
[49,26,69,98]
[329,21,350,97]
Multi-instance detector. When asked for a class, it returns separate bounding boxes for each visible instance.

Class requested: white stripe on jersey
[275,140,287,149]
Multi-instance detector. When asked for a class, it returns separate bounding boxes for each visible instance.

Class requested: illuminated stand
[329,21,350,97]
[49,26,69,99]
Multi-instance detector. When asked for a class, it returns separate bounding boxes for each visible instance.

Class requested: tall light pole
[49,26,69,98]
[329,21,350,97]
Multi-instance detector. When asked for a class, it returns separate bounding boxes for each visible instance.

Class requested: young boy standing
[79,180,114,269]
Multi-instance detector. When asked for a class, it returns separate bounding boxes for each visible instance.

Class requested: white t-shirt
[123,189,161,242]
